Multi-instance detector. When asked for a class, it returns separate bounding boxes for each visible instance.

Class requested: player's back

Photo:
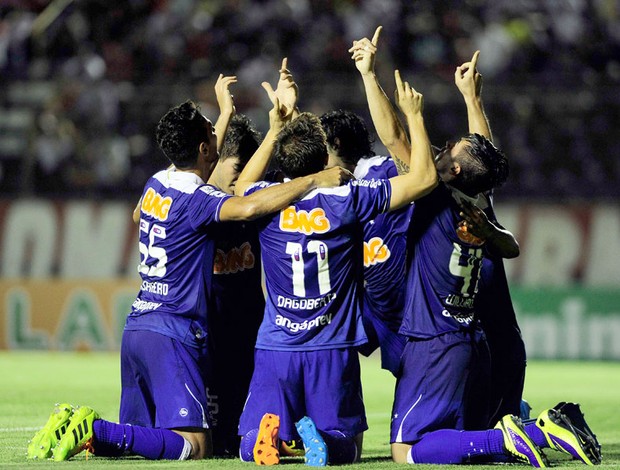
[355,155,412,318]
[354,155,412,373]
[127,169,231,347]
[246,179,391,351]
[400,184,491,339]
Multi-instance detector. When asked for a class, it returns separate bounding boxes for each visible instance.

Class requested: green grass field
[1,352,618,469]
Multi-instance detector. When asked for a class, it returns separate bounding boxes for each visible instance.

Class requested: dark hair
[220,114,263,172]
[457,133,509,193]
[155,100,210,169]
[275,113,327,178]
[319,109,374,165]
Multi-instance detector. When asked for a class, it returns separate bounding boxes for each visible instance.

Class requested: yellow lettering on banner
[279,207,330,235]
[141,188,172,221]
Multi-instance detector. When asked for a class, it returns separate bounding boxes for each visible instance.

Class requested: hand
[394,70,423,116]
[349,26,382,76]
[458,199,494,239]
[214,74,237,116]
[268,96,286,134]
[455,50,482,100]
[262,58,298,118]
[314,166,355,188]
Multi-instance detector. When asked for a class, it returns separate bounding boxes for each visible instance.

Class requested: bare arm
[220,166,353,221]
[350,26,411,174]
[234,96,286,196]
[455,50,492,141]
[387,70,438,211]
[234,59,298,195]
[456,52,518,257]
[132,197,141,224]
[213,74,238,151]
[458,199,519,258]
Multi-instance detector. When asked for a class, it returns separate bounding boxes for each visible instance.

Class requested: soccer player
[235,70,438,466]
[344,25,420,376]
[352,26,519,418]
[27,95,353,461]
[206,60,297,457]
[351,27,601,467]
[320,109,411,375]
[453,51,602,465]
[207,113,265,457]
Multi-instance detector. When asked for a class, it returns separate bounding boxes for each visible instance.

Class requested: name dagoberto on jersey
[276,292,337,310]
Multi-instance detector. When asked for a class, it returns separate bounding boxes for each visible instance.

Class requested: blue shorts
[119,329,212,430]
[390,330,490,443]
[238,348,367,441]
[359,303,406,376]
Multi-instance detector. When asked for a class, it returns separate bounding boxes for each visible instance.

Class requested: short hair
[275,113,327,179]
[457,133,509,193]
[155,100,209,169]
[220,114,262,172]
[320,109,374,166]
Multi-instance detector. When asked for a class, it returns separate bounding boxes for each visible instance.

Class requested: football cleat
[553,402,601,456]
[253,413,280,466]
[52,405,100,461]
[280,438,305,457]
[537,407,601,465]
[295,416,327,467]
[27,403,74,459]
[496,414,549,467]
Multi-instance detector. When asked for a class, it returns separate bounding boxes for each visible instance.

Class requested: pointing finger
[371,25,383,46]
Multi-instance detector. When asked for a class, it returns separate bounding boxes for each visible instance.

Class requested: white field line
[0,426,39,432]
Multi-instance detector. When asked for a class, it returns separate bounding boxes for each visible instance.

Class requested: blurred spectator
[0,0,618,199]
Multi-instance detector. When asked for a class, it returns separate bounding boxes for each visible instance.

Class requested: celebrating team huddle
[28,27,601,467]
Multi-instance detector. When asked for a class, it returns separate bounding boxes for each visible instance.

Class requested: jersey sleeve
[188,184,233,230]
[244,180,279,196]
[350,178,392,224]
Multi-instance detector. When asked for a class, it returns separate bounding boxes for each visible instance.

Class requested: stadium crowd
[0,0,619,199]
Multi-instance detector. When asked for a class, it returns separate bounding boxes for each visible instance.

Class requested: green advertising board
[512,287,620,360]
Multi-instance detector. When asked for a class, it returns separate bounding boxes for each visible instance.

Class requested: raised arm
[220,166,353,221]
[350,26,411,174]
[387,70,438,211]
[234,59,298,195]
[234,96,287,196]
[213,74,238,151]
[455,50,492,141]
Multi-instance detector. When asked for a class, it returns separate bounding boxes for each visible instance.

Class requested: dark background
[1,0,618,200]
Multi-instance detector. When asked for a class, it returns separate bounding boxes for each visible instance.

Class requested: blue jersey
[246,178,392,351]
[355,156,412,329]
[210,221,264,329]
[126,169,232,347]
[400,184,496,338]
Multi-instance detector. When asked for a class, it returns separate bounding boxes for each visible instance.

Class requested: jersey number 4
[448,243,482,297]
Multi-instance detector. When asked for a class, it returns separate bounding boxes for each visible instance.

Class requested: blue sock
[409,429,463,464]
[409,429,506,464]
[524,422,548,448]
[239,428,258,462]
[460,429,505,460]
[319,430,356,464]
[93,419,190,460]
